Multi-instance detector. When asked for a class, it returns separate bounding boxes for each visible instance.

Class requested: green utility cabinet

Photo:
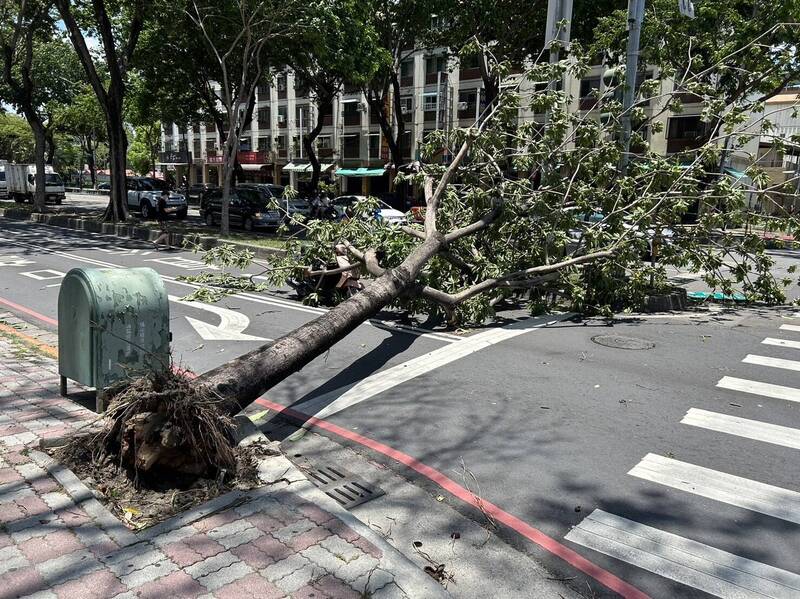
[58,267,170,412]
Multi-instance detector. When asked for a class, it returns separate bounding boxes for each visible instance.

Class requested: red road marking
[254,397,650,599]
[0,294,648,596]
[0,296,58,327]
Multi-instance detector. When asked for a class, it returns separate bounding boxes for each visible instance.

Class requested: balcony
[579,97,598,111]
[666,138,704,154]
[343,112,361,126]
[459,67,481,81]
[400,76,414,88]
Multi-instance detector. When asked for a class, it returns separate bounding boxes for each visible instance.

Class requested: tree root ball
[75,369,237,481]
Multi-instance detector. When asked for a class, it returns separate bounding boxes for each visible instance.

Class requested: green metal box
[58,267,171,411]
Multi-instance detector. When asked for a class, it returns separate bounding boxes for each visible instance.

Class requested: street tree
[0,0,57,211]
[361,0,433,185]
[55,0,154,221]
[290,0,384,194]
[53,87,107,187]
[127,123,162,176]
[0,112,34,162]
[182,0,305,235]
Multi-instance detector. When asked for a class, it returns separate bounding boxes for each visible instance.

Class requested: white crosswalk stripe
[762,337,800,350]
[716,376,800,403]
[681,408,800,450]
[779,324,800,333]
[566,510,800,599]
[743,354,800,372]
[629,453,800,524]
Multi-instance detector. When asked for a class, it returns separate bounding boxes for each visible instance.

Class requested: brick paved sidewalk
[0,335,447,599]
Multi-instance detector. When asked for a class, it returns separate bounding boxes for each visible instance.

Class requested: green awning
[723,167,747,180]
[283,162,335,173]
[335,167,387,177]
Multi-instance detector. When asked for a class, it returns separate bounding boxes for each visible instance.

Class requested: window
[369,133,381,158]
[342,134,360,159]
[277,105,288,127]
[400,60,414,79]
[459,53,480,73]
[257,81,270,97]
[258,107,271,128]
[423,93,438,112]
[579,78,601,98]
[275,135,286,149]
[317,135,332,149]
[258,136,271,151]
[425,55,447,75]
[668,116,702,139]
[206,139,216,152]
[399,96,413,115]
[458,89,477,118]
[295,105,309,129]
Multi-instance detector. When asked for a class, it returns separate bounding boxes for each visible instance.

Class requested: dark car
[238,183,310,223]
[185,182,219,205]
[96,182,111,191]
[201,187,281,231]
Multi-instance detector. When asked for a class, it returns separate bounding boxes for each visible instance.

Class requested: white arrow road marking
[168,295,269,342]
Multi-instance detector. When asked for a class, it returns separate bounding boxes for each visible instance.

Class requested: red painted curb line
[254,397,651,599]
[0,296,58,327]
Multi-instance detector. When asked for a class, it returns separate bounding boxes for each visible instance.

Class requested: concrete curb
[1,209,286,260]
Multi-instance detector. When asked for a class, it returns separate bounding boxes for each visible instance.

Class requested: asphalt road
[2,218,800,598]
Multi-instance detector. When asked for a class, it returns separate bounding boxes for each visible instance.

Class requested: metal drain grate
[303,464,385,510]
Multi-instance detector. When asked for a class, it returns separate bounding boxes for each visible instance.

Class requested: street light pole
[620,0,646,172]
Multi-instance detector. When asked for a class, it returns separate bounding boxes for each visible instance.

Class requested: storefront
[283,162,335,192]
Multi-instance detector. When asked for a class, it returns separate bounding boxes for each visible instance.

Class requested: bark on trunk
[199,233,445,414]
[105,111,128,222]
[303,99,328,194]
[86,139,97,187]
[45,129,56,165]
[31,121,47,212]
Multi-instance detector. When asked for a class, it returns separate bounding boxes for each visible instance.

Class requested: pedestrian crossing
[566,314,800,598]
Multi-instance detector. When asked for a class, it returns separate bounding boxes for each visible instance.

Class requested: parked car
[238,183,311,223]
[0,162,7,199]
[96,182,111,191]
[185,182,219,205]
[568,212,674,259]
[201,187,282,231]
[126,176,187,219]
[331,195,407,225]
[6,164,65,204]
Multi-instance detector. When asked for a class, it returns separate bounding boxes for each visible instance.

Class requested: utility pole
[544,0,573,124]
[620,0,645,172]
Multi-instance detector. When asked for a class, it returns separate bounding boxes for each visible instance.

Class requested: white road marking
[779,324,800,333]
[146,256,218,271]
[716,376,800,404]
[168,295,268,342]
[45,283,61,289]
[0,256,36,267]
[20,269,66,281]
[566,509,800,599]
[681,408,800,450]
[763,337,800,350]
[294,316,567,420]
[743,354,800,372]
[629,453,800,524]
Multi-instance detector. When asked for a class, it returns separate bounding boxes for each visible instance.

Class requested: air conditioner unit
[401,106,413,115]
[277,115,286,124]
[457,101,469,110]
[356,102,367,112]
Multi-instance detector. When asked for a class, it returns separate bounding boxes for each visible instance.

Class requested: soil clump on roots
[51,369,276,529]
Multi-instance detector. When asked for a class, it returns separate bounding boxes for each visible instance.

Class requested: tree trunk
[303,100,327,193]
[87,138,97,187]
[45,129,56,165]
[30,120,47,212]
[199,233,443,414]
[103,95,128,222]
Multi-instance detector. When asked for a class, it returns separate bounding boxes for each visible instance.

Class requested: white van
[6,164,65,204]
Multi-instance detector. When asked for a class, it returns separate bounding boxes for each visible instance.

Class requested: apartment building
[158,50,765,201]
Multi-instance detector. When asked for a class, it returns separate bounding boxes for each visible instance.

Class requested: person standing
[152,190,171,250]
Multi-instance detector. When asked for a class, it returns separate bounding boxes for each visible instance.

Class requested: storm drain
[591,334,655,350]
[303,464,385,510]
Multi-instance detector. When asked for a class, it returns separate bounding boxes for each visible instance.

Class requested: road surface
[1,218,799,598]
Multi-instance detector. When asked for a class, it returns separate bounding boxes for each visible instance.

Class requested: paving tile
[195,560,253,592]
[119,558,179,588]
[184,550,237,580]
[292,583,329,599]
[214,572,286,599]
[19,530,84,563]
[0,564,47,597]
[296,504,336,527]
[52,568,126,599]
[312,574,361,599]
[286,526,332,552]
[251,534,293,563]
[15,493,50,517]
[0,545,30,576]
[248,513,285,534]
[230,543,276,570]
[319,535,362,564]
[0,467,23,484]
[130,570,207,599]
[336,554,380,584]
[273,558,323,594]
[207,519,262,549]
[36,548,103,586]
[193,509,239,533]
[352,567,395,595]
[271,518,316,544]
[102,545,166,578]
[262,554,311,584]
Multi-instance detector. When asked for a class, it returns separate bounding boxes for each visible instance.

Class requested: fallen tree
[74,29,800,480]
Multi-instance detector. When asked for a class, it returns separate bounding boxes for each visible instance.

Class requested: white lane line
[743,354,800,373]
[566,509,800,599]
[629,453,800,524]
[779,324,800,333]
[763,337,800,350]
[681,408,800,450]
[716,376,800,404]
[294,316,568,421]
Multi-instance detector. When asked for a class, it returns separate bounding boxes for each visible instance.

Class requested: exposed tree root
[60,368,237,486]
